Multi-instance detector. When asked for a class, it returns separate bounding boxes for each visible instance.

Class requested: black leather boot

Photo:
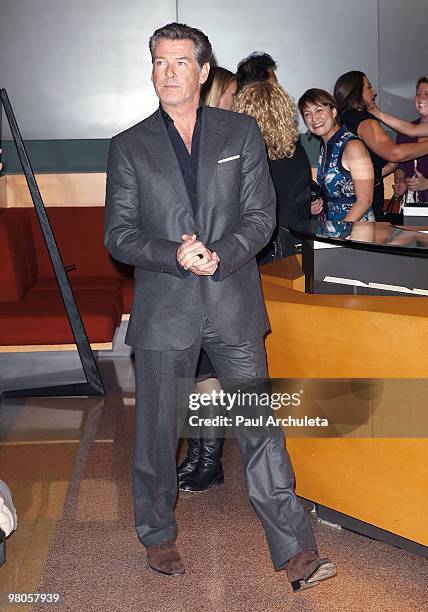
[177,437,201,483]
[179,436,225,491]
[179,377,225,492]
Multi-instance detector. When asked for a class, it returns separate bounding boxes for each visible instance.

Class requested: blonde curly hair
[233,81,299,160]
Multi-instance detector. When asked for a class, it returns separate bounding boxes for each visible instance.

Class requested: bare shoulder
[342,137,374,177]
[343,138,370,159]
[357,117,386,139]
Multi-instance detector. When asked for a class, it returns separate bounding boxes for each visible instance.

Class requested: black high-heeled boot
[177,437,201,483]
[179,376,225,491]
[179,436,225,491]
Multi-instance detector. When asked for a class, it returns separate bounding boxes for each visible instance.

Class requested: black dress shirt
[160,104,220,280]
[160,104,202,218]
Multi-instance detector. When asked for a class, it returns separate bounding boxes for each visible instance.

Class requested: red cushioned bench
[0,207,134,348]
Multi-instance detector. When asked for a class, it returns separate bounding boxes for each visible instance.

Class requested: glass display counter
[290,221,428,295]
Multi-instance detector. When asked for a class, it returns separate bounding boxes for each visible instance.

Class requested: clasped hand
[394,170,427,197]
[405,169,427,192]
[177,234,219,276]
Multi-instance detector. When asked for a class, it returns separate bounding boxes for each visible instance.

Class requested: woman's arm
[311,198,324,215]
[341,139,374,221]
[382,161,397,177]
[357,118,428,162]
[371,107,428,138]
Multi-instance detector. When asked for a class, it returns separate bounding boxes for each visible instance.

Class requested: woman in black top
[233,81,313,261]
[334,71,428,220]
[268,141,312,244]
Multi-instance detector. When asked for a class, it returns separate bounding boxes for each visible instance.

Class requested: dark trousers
[133,316,316,569]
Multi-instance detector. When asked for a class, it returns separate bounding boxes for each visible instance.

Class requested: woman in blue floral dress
[298,89,375,222]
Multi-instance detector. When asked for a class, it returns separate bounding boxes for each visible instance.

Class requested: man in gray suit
[105,22,336,591]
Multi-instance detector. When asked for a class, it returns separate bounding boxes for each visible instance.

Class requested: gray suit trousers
[133,317,316,569]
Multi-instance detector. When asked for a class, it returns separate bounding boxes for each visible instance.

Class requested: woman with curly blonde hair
[234,81,312,260]
[234,81,298,158]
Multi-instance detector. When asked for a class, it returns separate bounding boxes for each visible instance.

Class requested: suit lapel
[142,110,193,215]
[197,109,229,207]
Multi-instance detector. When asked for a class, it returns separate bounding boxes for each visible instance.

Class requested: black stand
[0,89,104,397]
[0,528,5,567]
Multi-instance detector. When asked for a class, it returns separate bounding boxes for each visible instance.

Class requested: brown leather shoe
[146,540,185,576]
[286,550,336,592]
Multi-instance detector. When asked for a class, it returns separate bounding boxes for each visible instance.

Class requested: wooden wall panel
[262,275,428,546]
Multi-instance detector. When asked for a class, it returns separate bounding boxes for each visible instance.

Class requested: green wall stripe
[1,139,110,174]
[0,135,319,174]
[0,132,395,175]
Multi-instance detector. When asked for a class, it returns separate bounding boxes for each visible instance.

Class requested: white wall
[379,0,428,121]
[0,0,427,139]
[179,0,379,130]
[0,0,175,138]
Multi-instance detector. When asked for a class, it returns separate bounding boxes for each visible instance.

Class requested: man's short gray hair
[149,22,212,68]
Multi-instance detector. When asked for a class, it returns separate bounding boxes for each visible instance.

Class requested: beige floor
[0,357,427,612]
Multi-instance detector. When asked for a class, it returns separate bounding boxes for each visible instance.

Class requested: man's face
[151,38,209,109]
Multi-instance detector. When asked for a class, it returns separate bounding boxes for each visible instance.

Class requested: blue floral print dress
[317,125,374,222]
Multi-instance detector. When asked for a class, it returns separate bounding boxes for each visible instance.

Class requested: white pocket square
[218,155,240,164]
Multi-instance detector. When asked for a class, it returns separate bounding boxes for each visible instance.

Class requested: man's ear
[199,62,210,85]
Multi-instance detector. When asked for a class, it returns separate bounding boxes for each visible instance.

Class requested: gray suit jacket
[104,106,276,350]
